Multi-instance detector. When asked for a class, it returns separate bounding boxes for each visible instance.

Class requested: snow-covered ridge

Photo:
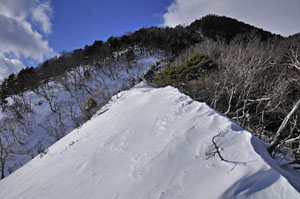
[0,86,299,199]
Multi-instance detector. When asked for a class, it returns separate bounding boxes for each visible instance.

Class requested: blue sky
[0,0,300,80]
[49,0,173,53]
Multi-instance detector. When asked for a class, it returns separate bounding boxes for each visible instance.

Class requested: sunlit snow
[0,85,299,199]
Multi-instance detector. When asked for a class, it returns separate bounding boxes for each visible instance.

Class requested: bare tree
[0,121,16,179]
[268,99,300,155]
[39,103,68,141]
[285,44,300,70]
[38,82,59,113]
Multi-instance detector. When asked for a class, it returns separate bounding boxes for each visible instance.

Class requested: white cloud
[31,1,53,34]
[163,0,300,36]
[0,54,24,80]
[0,0,54,80]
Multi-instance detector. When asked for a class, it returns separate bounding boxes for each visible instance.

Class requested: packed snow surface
[0,85,299,199]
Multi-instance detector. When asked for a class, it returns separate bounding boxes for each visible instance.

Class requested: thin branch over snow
[206,131,226,161]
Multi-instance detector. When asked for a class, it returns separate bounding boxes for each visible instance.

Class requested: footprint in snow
[158,191,166,199]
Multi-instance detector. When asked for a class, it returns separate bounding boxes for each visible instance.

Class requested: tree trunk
[1,161,5,179]
[267,99,300,155]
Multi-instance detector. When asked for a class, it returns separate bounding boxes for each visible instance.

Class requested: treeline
[189,14,281,42]
[0,67,38,106]
[0,25,201,106]
[0,14,281,107]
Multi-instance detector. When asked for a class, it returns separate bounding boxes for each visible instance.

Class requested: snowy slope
[0,85,299,199]
[0,52,161,178]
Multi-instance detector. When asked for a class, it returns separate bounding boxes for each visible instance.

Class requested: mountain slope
[0,14,287,179]
[0,51,161,178]
[0,85,299,199]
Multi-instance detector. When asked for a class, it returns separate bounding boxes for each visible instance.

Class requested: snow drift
[0,85,299,199]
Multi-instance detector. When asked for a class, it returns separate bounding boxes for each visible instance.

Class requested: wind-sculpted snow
[0,86,299,199]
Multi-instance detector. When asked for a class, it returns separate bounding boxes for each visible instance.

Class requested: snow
[0,85,299,199]
[0,51,162,177]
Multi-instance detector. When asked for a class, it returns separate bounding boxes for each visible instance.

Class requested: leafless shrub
[173,36,300,160]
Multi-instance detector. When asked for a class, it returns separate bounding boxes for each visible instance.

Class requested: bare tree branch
[268,99,300,155]
[206,131,226,161]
